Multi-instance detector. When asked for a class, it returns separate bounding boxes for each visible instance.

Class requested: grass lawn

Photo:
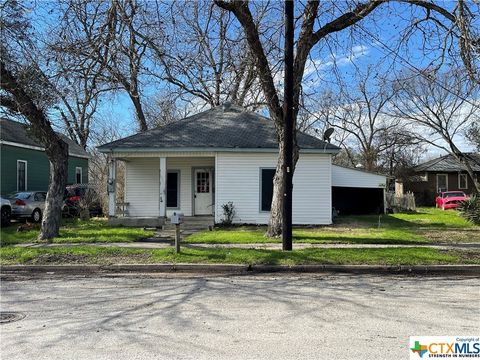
[1,246,478,266]
[185,207,480,245]
[0,218,155,246]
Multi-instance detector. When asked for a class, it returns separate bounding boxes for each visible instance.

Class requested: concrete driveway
[1,273,478,360]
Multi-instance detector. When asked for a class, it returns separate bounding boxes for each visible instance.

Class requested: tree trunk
[39,142,69,240]
[267,143,286,237]
[1,61,69,242]
[267,138,300,237]
[129,90,148,131]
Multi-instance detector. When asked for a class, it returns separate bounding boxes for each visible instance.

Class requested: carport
[331,165,388,215]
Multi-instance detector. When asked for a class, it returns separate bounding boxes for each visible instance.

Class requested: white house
[98,103,385,227]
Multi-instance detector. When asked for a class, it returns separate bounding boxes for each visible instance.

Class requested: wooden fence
[386,191,416,212]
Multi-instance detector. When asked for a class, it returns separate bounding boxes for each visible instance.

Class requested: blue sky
[25,0,478,155]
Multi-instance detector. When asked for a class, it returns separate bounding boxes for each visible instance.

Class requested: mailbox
[170,212,184,225]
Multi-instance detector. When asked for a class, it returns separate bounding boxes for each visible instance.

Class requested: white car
[1,197,12,226]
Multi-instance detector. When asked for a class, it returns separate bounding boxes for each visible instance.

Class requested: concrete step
[163,224,213,231]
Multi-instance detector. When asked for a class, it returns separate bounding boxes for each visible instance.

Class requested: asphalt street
[1,273,478,360]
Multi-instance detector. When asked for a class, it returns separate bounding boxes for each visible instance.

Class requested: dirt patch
[421,230,480,243]
[443,250,480,263]
[28,253,89,264]
[27,252,154,265]
[98,253,153,265]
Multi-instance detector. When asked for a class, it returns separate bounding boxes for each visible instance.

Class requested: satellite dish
[323,128,334,143]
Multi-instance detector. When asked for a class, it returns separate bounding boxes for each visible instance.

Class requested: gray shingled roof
[415,153,480,172]
[0,118,89,158]
[98,104,340,153]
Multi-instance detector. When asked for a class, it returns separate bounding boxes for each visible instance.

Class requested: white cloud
[304,45,370,78]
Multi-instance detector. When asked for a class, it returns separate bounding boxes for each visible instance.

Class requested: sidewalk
[13,241,480,250]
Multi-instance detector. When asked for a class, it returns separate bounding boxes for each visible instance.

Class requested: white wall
[124,157,215,217]
[215,152,332,225]
[332,165,387,188]
[125,158,160,217]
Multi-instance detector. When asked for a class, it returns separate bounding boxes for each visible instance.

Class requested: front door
[194,169,213,215]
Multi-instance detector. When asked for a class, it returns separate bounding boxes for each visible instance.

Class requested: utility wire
[354,23,480,111]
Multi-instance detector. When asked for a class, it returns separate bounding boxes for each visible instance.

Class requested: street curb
[2,264,480,275]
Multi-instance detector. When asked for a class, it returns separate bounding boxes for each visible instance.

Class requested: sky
[22,0,480,157]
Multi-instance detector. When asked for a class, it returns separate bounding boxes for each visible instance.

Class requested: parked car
[1,197,12,226]
[7,191,47,222]
[62,185,102,217]
[435,191,468,210]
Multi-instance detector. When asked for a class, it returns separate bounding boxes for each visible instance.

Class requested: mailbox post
[170,212,184,253]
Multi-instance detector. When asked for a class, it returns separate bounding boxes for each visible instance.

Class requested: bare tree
[393,67,480,192]
[56,0,152,131]
[466,123,480,152]
[324,69,402,171]
[215,0,476,236]
[135,0,266,110]
[1,1,68,240]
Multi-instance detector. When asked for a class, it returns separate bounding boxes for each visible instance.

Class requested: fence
[386,191,416,212]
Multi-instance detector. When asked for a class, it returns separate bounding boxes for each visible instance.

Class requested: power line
[354,23,480,111]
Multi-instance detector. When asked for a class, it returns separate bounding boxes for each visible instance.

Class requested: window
[260,168,275,212]
[196,171,210,193]
[17,160,27,191]
[166,171,180,208]
[75,167,83,184]
[436,174,448,193]
[34,192,46,202]
[458,174,468,189]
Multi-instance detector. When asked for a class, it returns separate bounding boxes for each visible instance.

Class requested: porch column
[159,157,167,217]
[108,157,117,217]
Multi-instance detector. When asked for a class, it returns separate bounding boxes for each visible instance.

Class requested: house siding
[332,165,387,188]
[0,144,88,195]
[215,152,332,225]
[124,157,215,217]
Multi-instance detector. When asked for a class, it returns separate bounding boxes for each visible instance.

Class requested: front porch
[107,154,216,227]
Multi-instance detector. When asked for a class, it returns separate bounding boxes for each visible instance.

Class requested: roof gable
[98,104,340,153]
[415,153,480,172]
[0,118,89,158]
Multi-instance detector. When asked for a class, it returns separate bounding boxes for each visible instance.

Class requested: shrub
[221,202,236,226]
[458,196,480,225]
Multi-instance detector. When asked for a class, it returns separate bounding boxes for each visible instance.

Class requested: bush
[458,196,480,225]
[220,202,236,226]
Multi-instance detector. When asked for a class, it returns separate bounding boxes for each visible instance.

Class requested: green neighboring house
[0,118,90,195]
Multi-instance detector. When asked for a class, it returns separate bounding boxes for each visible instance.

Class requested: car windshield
[8,192,32,200]
[445,192,465,198]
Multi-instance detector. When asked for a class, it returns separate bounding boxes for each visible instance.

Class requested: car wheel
[32,209,42,223]
[1,206,11,226]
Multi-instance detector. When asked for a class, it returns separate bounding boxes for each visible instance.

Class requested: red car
[435,191,468,210]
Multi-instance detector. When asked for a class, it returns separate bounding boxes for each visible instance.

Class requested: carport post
[159,157,167,218]
[108,157,116,217]
[383,188,387,214]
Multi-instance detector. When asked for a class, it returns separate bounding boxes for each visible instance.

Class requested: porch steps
[145,216,214,243]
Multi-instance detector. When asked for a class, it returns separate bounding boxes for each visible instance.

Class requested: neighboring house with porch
[98,103,343,227]
[405,153,480,206]
[0,118,90,195]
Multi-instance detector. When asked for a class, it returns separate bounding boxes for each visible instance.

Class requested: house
[98,103,344,227]
[98,104,392,226]
[405,153,480,205]
[0,118,90,195]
